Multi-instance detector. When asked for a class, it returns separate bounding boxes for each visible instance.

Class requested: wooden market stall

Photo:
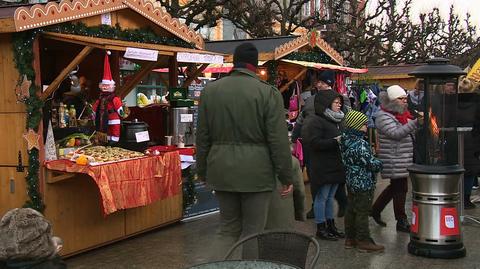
[205,32,368,98]
[352,64,422,90]
[0,0,221,256]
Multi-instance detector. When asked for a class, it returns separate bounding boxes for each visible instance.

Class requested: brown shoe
[345,238,356,249]
[357,238,385,253]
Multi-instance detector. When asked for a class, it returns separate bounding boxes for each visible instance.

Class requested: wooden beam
[40,46,93,100]
[32,36,42,93]
[159,75,169,88]
[118,61,159,98]
[0,18,15,33]
[279,68,308,93]
[181,64,208,87]
[43,32,223,56]
[169,56,178,88]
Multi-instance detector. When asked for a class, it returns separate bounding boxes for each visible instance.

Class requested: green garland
[284,49,335,64]
[12,23,196,212]
[13,29,45,212]
[48,22,195,49]
[182,166,196,211]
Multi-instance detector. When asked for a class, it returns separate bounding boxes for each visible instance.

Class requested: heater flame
[429,108,440,137]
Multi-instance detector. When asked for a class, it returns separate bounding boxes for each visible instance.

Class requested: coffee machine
[172,107,196,146]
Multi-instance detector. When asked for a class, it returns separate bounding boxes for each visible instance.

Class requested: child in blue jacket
[340,110,384,253]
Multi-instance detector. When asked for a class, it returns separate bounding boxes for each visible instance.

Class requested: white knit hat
[387,85,407,100]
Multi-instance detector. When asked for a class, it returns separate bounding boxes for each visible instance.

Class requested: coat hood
[314,90,342,116]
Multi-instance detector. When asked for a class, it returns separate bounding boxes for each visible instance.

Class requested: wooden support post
[279,68,308,93]
[169,55,178,88]
[40,46,94,100]
[118,61,159,98]
[181,64,208,87]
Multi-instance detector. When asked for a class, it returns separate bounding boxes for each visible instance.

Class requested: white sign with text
[180,114,193,123]
[135,131,150,143]
[124,48,158,62]
[101,13,112,26]
[177,52,223,64]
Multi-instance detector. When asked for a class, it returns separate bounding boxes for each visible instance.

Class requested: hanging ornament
[15,74,31,103]
[309,30,318,48]
[23,128,40,151]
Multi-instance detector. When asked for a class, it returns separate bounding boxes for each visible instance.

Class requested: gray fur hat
[0,208,56,260]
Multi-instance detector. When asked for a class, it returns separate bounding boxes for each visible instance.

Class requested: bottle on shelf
[69,105,77,127]
[64,104,70,127]
[58,102,66,128]
[51,108,58,128]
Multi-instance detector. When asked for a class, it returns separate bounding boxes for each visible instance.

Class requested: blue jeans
[314,184,339,223]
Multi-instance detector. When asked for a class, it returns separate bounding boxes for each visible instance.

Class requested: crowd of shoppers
[196,42,479,259]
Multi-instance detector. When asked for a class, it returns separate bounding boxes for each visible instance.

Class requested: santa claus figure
[92,51,125,143]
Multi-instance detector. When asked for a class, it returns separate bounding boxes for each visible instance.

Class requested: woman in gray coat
[371,85,420,233]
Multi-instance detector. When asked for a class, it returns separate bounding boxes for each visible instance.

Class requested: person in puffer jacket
[370,85,419,233]
[340,110,383,253]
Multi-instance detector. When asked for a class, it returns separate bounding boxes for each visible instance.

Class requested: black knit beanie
[233,42,258,69]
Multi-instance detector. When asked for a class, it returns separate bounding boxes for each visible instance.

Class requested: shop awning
[42,32,224,62]
[280,59,368,74]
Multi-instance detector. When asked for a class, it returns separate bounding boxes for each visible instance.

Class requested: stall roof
[205,36,298,55]
[42,32,223,61]
[206,32,345,66]
[363,64,423,79]
[281,59,368,74]
[0,0,204,49]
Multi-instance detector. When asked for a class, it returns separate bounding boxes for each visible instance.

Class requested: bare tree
[158,0,225,30]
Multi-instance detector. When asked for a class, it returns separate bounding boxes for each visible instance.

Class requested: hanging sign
[440,207,460,236]
[101,13,112,26]
[124,48,158,62]
[177,52,223,64]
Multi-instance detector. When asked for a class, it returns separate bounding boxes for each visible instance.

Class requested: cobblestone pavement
[66,181,480,269]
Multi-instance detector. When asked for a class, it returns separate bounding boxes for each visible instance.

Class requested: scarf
[323,108,344,123]
[381,106,413,125]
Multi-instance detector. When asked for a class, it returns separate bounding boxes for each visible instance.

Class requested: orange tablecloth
[45,151,182,215]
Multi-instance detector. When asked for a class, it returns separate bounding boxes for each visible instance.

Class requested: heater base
[408,241,466,259]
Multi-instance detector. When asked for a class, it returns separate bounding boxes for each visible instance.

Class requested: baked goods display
[71,146,145,165]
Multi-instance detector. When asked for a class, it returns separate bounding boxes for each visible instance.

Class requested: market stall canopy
[1,0,204,49]
[40,31,224,99]
[206,32,345,66]
[42,32,223,62]
[281,59,368,74]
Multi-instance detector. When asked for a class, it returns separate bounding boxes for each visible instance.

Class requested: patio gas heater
[407,58,466,259]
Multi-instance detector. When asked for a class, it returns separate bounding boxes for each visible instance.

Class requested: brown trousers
[371,177,408,221]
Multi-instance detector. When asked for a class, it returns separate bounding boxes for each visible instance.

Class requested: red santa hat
[101,51,115,86]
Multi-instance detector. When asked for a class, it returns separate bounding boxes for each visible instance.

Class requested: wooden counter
[43,153,183,256]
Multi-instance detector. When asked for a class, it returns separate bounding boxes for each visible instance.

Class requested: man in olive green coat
[196,43,293,260]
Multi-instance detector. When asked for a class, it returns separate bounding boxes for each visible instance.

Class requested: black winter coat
[458,93,480,176]
[301,90,346,186]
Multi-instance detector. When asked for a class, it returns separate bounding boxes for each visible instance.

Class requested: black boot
[316,223,338,241]
[371,213,387,227]
[327,219,345,238]
[396,218,410,233]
